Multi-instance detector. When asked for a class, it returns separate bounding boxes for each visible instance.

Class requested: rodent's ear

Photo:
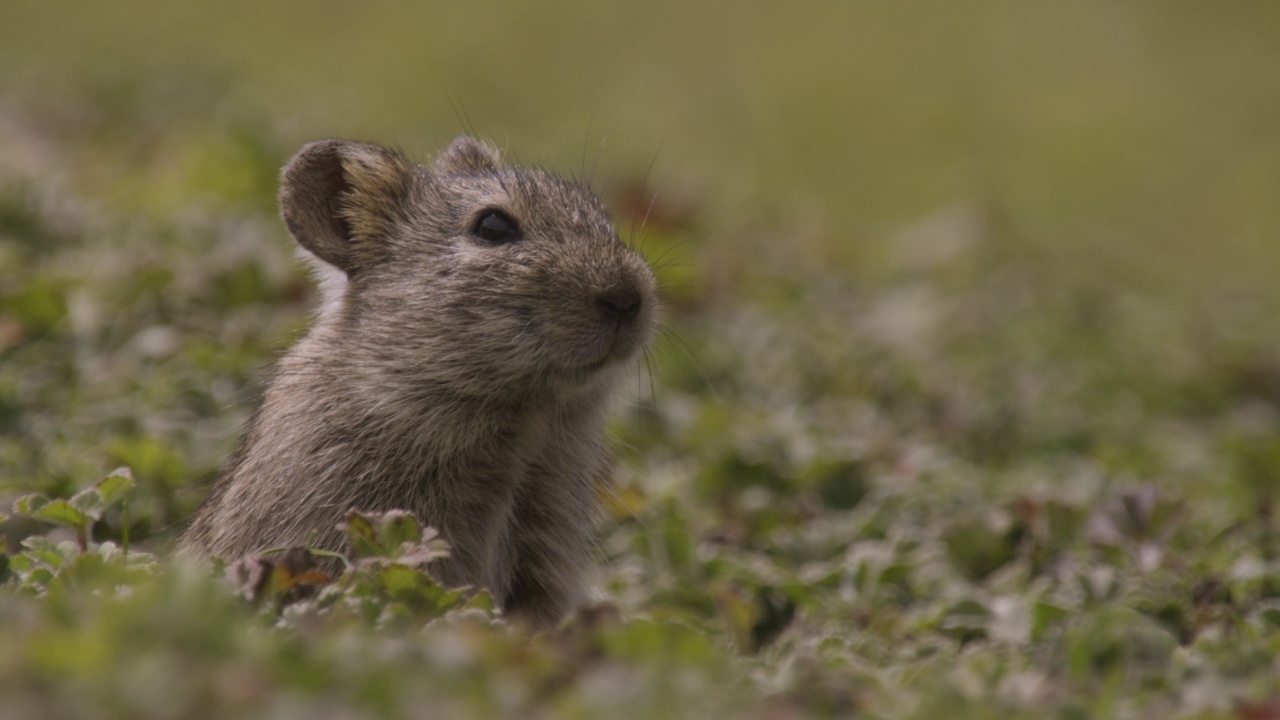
[279,140,416,276]
[433,135,502,175]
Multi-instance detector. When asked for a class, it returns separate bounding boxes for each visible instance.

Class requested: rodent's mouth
[570,355,611,376]
[559,344,630,382]
[543,357,611,393]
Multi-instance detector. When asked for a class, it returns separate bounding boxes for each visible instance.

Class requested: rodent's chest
[407,405,560,488]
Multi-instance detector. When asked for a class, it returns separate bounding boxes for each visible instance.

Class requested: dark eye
[472,210,520,243]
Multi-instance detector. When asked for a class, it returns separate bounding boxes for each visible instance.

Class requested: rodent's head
[279,137,657,400]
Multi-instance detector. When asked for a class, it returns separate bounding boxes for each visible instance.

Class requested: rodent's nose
[596,284,643,326]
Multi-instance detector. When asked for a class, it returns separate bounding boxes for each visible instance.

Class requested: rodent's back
[179,137,657,624]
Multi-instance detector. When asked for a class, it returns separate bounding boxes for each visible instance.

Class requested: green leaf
[379,563,422,596]
[64,469,136,523]
[341,510,383,558]
[20,536,71,569]
[31,499,91,530]
[95,467,136,507]
[1032,601,1071,640]
[69,488,106,521]
[463,589,496,613]
[379,510,423,549]
[7,552,34,574]
[22,566,55,588]
[13,494,50,516]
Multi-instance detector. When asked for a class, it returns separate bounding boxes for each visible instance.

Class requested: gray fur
[178,136,657,625]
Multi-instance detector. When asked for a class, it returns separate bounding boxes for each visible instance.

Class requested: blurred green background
[5,0,1279,288]
[4,3,1280,718]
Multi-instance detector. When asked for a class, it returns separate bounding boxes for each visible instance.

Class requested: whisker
[626,144,666,253]
[656,324,720,403]
[643,348,657,408]
[635,351,643,400]
[440,75,479,139]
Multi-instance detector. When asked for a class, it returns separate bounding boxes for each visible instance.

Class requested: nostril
[597,285,642,324]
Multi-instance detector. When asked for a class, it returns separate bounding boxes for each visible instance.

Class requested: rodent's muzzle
[596,283,644,329]
[580,259,656,372]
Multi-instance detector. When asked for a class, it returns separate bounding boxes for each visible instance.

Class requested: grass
[3,2,1280,718]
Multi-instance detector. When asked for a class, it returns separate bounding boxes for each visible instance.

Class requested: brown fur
[178,137,657,625]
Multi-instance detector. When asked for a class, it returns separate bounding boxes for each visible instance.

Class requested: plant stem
[122,499,130,559]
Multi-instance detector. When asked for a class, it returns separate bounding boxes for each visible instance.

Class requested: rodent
[178,136,657,625]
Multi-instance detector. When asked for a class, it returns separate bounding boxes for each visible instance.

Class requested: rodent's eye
[472,210,521,244]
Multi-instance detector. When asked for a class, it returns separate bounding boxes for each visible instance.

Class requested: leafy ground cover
[3,3,1280,718]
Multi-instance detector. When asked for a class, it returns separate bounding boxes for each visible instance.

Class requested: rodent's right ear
[279,140,416,276]
[434,136,502,175]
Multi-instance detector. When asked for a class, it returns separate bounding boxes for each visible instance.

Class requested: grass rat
[179,136,657,624]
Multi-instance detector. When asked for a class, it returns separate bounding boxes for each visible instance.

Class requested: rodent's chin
[576,356,612,375]
[550,351,631,392]
[560,355,616,383]
[555,325,650,381]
